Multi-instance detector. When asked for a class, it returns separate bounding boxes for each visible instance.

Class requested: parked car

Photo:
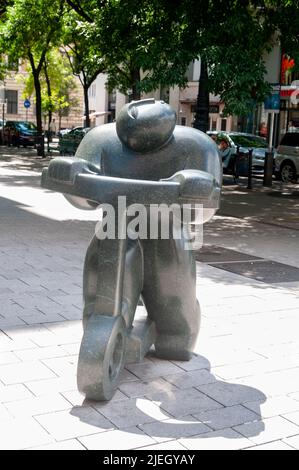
[59,127,90,155]
[58,127,72,138]
[207,131,272,175]
[275,132,299,183]
[3,121,38,147]
[0,119,5,144]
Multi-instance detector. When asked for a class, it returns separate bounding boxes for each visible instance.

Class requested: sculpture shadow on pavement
[70,354,266,446]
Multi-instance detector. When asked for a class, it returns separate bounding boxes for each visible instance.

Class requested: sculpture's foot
[154,334,195,361]
[77,314,126,401]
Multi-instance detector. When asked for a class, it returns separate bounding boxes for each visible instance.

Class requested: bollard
[36,133,45,157]
[233,146,240,183]
[247,149,253,189]
[263,150,274,187]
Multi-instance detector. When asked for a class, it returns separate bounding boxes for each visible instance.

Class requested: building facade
[1,58,84,130]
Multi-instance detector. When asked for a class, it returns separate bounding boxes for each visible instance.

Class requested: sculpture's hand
[161,169,220,204]
[44,157,100,186]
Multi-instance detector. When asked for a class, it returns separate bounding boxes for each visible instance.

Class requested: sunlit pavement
[0,146,299,450]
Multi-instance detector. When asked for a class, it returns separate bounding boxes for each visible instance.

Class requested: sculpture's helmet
[116,99,176,152]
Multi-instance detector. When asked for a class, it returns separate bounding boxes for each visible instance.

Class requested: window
[181,117,186,126]
[221,118,227,131]
[5,90,18,114]
[210,119,217,131]
[88,84,96,97]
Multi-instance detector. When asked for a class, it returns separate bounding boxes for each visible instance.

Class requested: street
[0,146,299,450]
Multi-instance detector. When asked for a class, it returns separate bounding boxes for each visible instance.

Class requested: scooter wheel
[77,314,126,401]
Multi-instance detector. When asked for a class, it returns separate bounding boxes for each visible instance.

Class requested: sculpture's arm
[41,157,181,206]
[161,169,220,209]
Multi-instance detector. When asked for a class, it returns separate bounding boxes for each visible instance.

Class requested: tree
[0,0,65,156]
[62,10,105,128]
[65,0,192,101]
[19,48,79,142]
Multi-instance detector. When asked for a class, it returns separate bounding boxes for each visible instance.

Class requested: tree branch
[65,0,93,23]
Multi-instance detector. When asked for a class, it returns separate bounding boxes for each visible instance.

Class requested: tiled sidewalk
[0,150,299,450]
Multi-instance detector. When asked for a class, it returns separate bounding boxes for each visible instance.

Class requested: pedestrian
[259,122,268,138]
[218,138,231,169]
[50,119,57,139]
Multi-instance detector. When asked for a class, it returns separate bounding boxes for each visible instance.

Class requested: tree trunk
[83,84,90,128]
[130,68,141,101]
[193,58,209,133]
[44,61,52,152]
[33,72,45,157]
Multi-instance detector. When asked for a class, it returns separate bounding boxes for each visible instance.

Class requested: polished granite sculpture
[41,99,222,401]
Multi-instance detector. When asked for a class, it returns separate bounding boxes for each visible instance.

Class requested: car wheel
[280,162,297,184]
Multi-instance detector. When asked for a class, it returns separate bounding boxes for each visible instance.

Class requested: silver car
[207,131,272,175]
[275,132,299,183]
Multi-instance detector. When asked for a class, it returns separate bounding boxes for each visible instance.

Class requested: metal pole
[263,150,274,187]
[269,112,275,151]
[234,146,240,183]
[247,149,253,190]
[2,101,4,143]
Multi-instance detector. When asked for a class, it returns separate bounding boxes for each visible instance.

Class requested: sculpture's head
[116,98,176,153]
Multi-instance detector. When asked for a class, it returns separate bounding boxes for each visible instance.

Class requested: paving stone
[195,245,262,263]
[171,355,211,372]
[283,435,299,450]
[0,361,57,384]
[139,440,187,450]
[21,312,66,325]
[282,410,299,427]
[148,388,223,418]
[120,368,141,383]
[61,343,81,355]
[2,324,58,347]
[30,439,86,450]
[237,369,299,397]
[289,392,299,402]
[234,416,299,445]
[139,414,211,442]
[164,369,217,389]
[78,427,156,450]
[0,351,20,366]
[25,375,77,396]
[0,316,27,327]
[62,389,128,407]
[0,383,34,402]
[95,397,171,428]
[212,358,299,381]
[179,428,252,450]
[0,418,53,450]
[244,396,299,419]
[0,404,13,421]
[5,393,72,418]
[41,355,78,377]
[35,407,113,441]
[247,440,295,450]
[14,346,70,362]
[126,360,184,381]
[118,378,177,399]
[196,380,267,407]
[193,405,259,431]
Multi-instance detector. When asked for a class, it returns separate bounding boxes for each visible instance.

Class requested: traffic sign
[24,99,31,109]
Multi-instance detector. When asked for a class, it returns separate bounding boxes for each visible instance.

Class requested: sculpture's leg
[141,228,201,361]
[78,233,143,401]
[82,235,143,329]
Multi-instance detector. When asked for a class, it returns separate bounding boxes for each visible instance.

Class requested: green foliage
[18,49,79,117]
[0,0,64,69]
